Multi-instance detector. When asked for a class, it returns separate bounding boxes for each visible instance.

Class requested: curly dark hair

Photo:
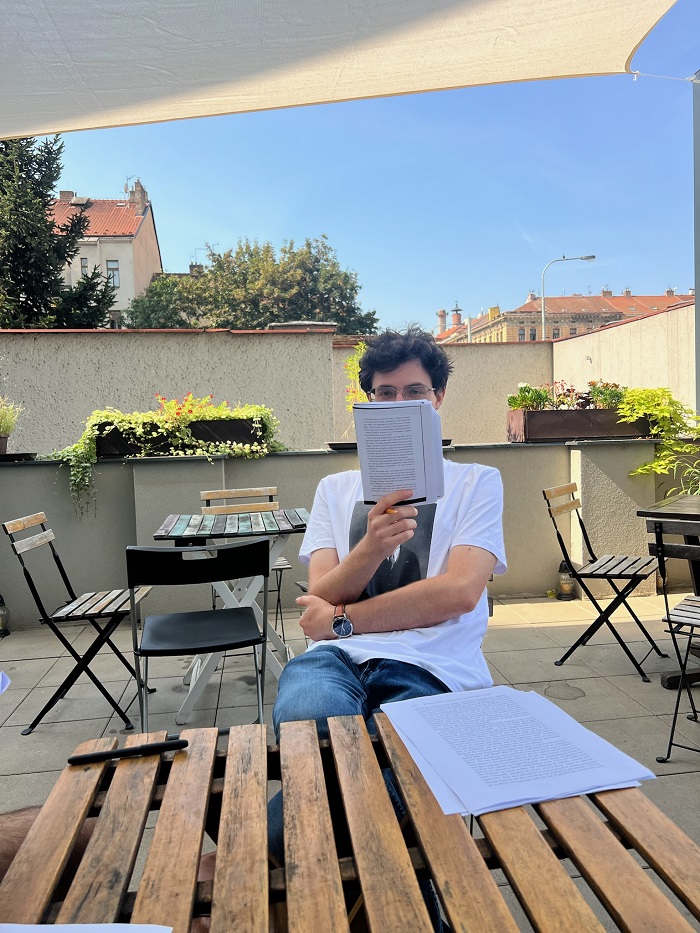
[359,325,453,393]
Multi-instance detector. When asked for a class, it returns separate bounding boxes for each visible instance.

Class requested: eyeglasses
[369,384,436,401]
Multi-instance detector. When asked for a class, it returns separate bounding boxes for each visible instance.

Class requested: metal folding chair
[200,485,291,638]
[648,518,700,762]
[126,538,270,730]
[2,511,150,734]
[543,484,666,681]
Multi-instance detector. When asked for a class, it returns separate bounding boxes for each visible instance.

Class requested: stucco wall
[0,330,333,454]
[332,340,553,445]
[132,209,163,298]
[552,303,696,409]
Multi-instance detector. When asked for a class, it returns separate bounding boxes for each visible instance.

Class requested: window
[530,328,537,341]
[518,328,525,342]
[106,260,120,288]
[569,326,577,336]
[80,257,88,276]
[552,328,560,339]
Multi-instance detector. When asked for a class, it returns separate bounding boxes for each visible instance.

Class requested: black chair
[543,483,666,681]
[126,538,270,730]
[2,511,150,735]
[648,519,700,762]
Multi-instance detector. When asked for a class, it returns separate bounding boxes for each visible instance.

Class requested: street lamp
[540,255,596,338]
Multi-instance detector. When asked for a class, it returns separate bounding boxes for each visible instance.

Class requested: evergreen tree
[0,136,115,328]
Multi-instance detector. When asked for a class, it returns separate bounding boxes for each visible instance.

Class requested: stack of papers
[381,685,654,816]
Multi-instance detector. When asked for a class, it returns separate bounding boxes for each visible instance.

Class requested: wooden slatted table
[2,717,700,931]
[152,509,309,721]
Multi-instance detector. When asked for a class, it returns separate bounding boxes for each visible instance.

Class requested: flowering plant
[508,380,628,411]
[45,393,284,515]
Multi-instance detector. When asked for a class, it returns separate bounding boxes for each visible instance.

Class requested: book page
[382,686,654,815]
[354,400,442,504]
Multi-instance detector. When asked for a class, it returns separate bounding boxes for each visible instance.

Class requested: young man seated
[268,327,506,882]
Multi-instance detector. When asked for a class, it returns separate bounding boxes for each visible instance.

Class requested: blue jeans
[269,646,450,929]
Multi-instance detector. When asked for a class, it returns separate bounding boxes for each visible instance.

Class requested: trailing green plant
[0,395,22,435]
[616,387,700,494]
[342,341,367,438]
[43,393,284,515]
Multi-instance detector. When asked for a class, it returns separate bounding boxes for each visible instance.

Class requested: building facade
[436,289,695,343]
[52,180,162,314]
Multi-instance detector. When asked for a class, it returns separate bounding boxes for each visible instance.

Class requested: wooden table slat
[592,787,700,922]
[0,736,118,923]
[210,725,269,933]
[328,715,434,932]
[262,511,279,533]
[280,720,349,932]
[83,588,125,616]
[169,515,192,538]
[199,514,216,536]
[272,510,293,532]
[224,514,239,535]
[211,514,227,535]
[478,806,606,933]
[237,513,253,535]
[56,731,169,924]
[375,713,519,933]
[538,794,696,932]
[154,514,180,537]
[183,515,204,537]
[131,728,218,933]
[250,512,265,533]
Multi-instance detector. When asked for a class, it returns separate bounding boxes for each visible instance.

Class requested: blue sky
[57,0,700,333]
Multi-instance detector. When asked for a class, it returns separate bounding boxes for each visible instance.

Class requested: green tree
[0,135,116,328]
[125,235,378,335]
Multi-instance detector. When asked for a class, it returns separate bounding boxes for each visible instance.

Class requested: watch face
[333,616,353,638]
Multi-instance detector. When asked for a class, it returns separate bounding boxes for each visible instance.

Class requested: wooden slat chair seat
[2,512,150,735]
[647,519,700,762]
[200,486,291,638]
[542,484,666,681]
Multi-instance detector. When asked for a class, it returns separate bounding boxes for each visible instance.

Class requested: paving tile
[514,677,654,722]
[69,623,135,655]
[37,651,191,686]
[103,705,220,737]
[483,647,597,684]
[4,680,130,727]
[609,673,695,716]
[219,670,277,708]
[486,659,510,686]
[0,718,112,775]
[137,673,222,714]
[538,617,668,649]
[216,705,276,745]
[1,657,59,690]
[581,715,700,777]
[568,639,680,678]
[0,688,31,726]
[483,625,560,652]
[0,769,64,812]
[641,772,700,845]
[487,603,535,626]
[0,626,83,661]
[498,598,596,624]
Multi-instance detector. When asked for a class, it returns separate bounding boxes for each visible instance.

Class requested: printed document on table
[353,400,443,505]
[381,685,655,816]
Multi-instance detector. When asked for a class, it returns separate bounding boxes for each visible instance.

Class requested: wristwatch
[332,604,354,638]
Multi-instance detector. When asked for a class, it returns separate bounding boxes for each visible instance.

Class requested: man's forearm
[308,539,384,604]
[344,573,473,634]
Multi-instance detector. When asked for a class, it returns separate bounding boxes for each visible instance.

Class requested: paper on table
[0,926,172,932]
[0,923,173,933]
[381,685,655,816]
[0,671,10,693]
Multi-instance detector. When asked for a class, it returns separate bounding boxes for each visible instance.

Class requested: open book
[353,400,444,505]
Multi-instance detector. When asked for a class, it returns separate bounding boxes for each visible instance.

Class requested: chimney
[690,288,695,296]
[526,290,538,302]
[666,287,676,297]
[59,190,75,201]
[623,288,632,298]
[189,263,204,277]
[601,288,613,298]
[128,178,149,216]
[437,309,447,334]
[451,307,462,327]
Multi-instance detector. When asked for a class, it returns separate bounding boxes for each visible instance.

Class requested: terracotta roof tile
[51,199,147,237]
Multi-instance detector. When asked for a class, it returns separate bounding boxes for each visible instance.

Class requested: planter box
[96,418,258,458]
[507,409,650,444]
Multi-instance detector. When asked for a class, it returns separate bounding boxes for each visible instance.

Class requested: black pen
[68,738,188,765]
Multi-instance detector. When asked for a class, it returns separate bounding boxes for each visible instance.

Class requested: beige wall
[132,210,163,298]
[332,340,553,445]
[552,303,696,409]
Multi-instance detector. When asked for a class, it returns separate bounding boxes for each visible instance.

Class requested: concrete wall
[332,340,553,445]
[0,439,663,630]
[552,303,696,409]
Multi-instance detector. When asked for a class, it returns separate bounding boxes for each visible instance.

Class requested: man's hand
[296,593,336,641]
[363,490,418,562]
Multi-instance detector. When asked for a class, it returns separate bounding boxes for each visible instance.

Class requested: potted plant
[45,393,284,514]
[617,388,700,494]
[0,395,23,455]
[329,341,367,449]
[506,380,649,443]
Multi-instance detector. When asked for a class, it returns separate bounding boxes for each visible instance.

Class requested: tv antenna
[123,175,135,194]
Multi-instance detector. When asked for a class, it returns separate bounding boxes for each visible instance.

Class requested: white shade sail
[2,0,678,139]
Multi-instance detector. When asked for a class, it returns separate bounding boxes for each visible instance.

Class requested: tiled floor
[1,595,700,848]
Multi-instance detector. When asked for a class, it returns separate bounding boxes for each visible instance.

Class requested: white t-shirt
[299,458,507,692]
